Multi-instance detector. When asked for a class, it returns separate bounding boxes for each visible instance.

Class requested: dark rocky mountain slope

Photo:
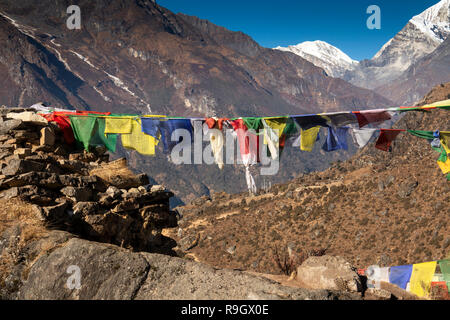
[375,37,450,105]
[0,0,395,204]
[0,0,392,115]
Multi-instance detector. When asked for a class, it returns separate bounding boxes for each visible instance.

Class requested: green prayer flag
[89,118,118,153]
[282,117,300,136]
[399,108,430,113]
[408,130,447,163]
[408,130,434,140]
[69,115,117,152]
[69,115,97,151]
[242,117,264,135]
[439,260,450,293]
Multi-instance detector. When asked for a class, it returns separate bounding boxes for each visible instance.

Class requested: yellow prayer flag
[263,118,287,145]
[437,158,450,174]
[409,261,437,298]
[121,118,158,155]
[105,117,133,134]
[300,126,321,152]
[423,99,450,109]
[440,131,450,154]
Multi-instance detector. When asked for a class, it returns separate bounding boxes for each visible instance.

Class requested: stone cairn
[0,107,178,253]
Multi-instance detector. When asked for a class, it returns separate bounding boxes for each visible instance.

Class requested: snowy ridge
[275,40,357,78]
[409,0,450,43]
[276,40,356,65]
[374,0,449,59]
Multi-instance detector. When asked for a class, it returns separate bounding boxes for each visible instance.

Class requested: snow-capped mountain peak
[274,40,357,78]
[373,0,449,60]
[409,0,450,43]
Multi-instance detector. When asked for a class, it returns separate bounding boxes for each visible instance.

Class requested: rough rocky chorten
[0,107,178,253]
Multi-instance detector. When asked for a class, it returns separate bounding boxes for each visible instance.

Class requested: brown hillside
[169,83,450,274]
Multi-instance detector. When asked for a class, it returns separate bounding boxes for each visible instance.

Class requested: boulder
[10,129,40,141]
[40,127,55,146]
[140,204,177,229]
[13,148,32,158]
[41,200,69,220]
[0,143,15,152]
[73,202,99,216]
[2,159,45,176]
[1,172,62,189]
[0,119,24,134]
[296,255,362,292]
[0,151,10,160]
[364,288,393,300]
[0,187,20,199]
[111,199,139,213]
[98,194,117,207]
[69,152,98,163]
[2,172,39,188]
[89,158,149,189]
[178,233,200,251]
[150,185,165,192]
[397,180,418,198]
[57,159,90,174]
[60,186,92,202]
[105,186,121,199]
[19,238,149,300]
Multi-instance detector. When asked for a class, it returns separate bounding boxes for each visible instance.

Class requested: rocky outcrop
[16,235,360,300]
[0,108,178,253]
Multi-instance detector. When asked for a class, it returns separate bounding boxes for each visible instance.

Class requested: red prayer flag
[354,110,392,128]
[229,119,260,164]
[205,118,229,130]
[375,129,403,152]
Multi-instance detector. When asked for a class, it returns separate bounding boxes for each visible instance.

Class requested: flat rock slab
[2,159,45,176]
[19,237,360,300]
[19,238,150,300]
[6,112,48,125]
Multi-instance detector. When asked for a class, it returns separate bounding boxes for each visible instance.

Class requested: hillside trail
[176,166,369,233]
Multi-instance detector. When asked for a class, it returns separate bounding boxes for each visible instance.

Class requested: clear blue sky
[157,0,440,61]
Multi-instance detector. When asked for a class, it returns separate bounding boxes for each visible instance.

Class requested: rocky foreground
[0,107,372,300]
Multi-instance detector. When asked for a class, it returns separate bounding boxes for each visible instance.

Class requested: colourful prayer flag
[300,126,321,152]
[121,118,159,155]
[375,129,402,152]
[409,261,437,298]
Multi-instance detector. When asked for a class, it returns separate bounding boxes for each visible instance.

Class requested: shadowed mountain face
[0,0,395,204]
[0,0,392,116]
[375,37,450,105]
